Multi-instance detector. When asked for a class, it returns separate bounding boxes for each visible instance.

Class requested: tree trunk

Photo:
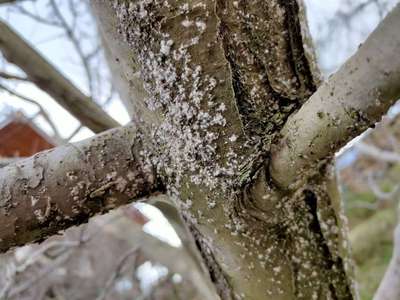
[92,1,356,298]
[1,0,399,298]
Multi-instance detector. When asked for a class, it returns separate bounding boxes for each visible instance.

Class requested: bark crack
[215,0,316,148]
[184,217,235,300]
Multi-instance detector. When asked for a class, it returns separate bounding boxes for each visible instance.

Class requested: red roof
[0,114,56,157]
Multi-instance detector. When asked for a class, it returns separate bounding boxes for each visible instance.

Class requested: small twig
[16,240,81,269]
[12,4,62,27]
[0,82,63,141]
[0,71,28,81]
[49,0,94,96]
[7,249,74,297]
[64,125,82,142]
[96,246,140,300]
[356,142,400,163]
[367,172,400,201]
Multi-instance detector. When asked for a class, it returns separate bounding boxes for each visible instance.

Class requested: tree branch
[356,141,400,163]
[0,19,120,133]
[0,71,28,81]
[0,124,159,253]
[270,3,400,189]
[0,0,19,4]
[374,223,400,300]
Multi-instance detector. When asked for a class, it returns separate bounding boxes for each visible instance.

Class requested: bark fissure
[186,220,234,300]
[215,0,316,147]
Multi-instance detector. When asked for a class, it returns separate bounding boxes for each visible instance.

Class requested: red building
[0,112,56,159]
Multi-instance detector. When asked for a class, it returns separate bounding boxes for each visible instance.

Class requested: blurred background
[0,0,399,299]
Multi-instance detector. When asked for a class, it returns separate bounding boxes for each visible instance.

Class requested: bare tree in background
[0,0,119,141]
[0,0,400,299]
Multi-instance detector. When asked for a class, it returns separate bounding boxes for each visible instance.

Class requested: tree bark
[0,124,159,253]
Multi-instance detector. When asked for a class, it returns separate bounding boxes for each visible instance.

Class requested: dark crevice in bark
[215,0,317,148]
[301,189,353,299]
[304,189,335,268]
[183,216,234,300]
[278,0,317,95]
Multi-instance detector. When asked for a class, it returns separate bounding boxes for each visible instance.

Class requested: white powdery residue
[207,199,216,209]
[137,2,147,18]
[30,196,39,207]
[211,113,226,126]
[195,20,207,32]
[191,36,200,45]
[216,103,226,112]
[163,0,170,8]
[115,177,128,192]
[250,86,259,98]
[160,39,174,56]
[70,181,85,201]
[179,3,189,13]
[66,171,78,181]
[181,19,193,27]
[114,0,240,190]
[229,134,238,142]
[193,2,206,9]
[273,266,281,274]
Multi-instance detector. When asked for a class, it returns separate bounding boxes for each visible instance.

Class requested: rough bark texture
[0,124,158,253]
[93,1,356,299]
[0,20,120,133]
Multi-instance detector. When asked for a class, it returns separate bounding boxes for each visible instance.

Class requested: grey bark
[0,20,120,133]
[0,124,158,253]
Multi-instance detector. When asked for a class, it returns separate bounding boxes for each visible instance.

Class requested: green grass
[342,188,397,300]
[356,240,393,300]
